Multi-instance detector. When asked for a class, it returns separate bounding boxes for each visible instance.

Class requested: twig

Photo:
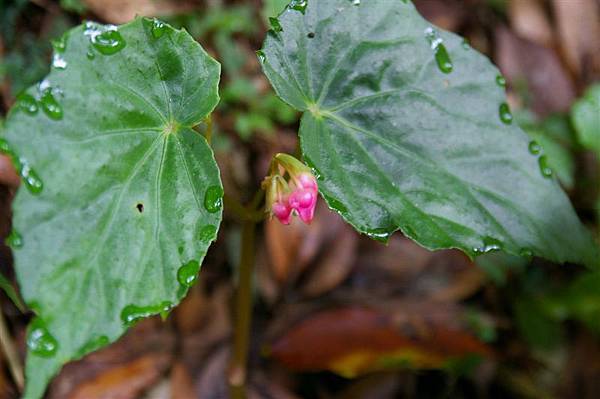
[0,310,24,391]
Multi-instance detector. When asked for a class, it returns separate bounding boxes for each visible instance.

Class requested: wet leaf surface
[3,18,221,397]
[260,0,598,267]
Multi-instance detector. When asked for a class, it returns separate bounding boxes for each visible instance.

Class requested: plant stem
[228,219,256,399]
[0,309,24,391]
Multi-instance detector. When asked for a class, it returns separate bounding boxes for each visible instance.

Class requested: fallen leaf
[170,363,196,399]
[269,306,491,378]
[552,0,600,81]
[300,224,358,298]
[68,354,170,399]
[508,0,553,47]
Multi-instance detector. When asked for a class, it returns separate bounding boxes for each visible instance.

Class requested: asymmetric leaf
[260,0,598,266]
[3,18,221,398]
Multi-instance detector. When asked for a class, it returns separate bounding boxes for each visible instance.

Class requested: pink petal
[272,202,292,225]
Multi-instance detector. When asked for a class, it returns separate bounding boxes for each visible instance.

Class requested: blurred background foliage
[0,0,599,398]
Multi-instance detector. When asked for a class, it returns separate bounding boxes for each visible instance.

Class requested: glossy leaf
[259,0,598,267]
[3,18,221,398]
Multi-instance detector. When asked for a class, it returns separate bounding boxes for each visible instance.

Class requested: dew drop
[204,185,224,213]
[461,39,470,50]
[425,27,453,74]
[120,301,173,326]
[40,89,63,120]
[495,74,506,88]
[538,155,553,178]
[84,22,126,55]
[52,53,67,70]
[177,260,200,288]
[27,318,58,357]
[256,50,266,63]
[519,248,534,259]
[499,102,513,124]
[6,229,23,249]
[78,335,109,354]
[365,228,392,243]
[321,193,348,215]
[199,225,217,242]
[288,0,307,13]
[17,93,38,115]
[0,138,15,158]
[528,140,541,155]
[150,18,167,39]
[86,47,96,60]
[19,160,43,195]
[352,0,361,5]
[269,17,283,33]
[473,237,503,255]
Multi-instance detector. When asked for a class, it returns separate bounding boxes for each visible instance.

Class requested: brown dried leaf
[269,305,491,378]
[170,362,196,399]
[495,26,576,116]
[300,224,358,298]
[48,319,174,399]
[68,354,170,399]
[552,0,600,81]
[0,155,19,188]
[508,0,553,47]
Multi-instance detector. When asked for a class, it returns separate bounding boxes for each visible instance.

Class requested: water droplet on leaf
[519,248,533,259]
[288,0,307,13]
[6,229,23,249]
[499,102,513,124]
[52,53,67,70]
[19,160,43,195]
[365,228,392,243]
[528,140,541,155]
[78,335,109,354]
[352,0,361,5]
[256,50,266,63]
[495,75,506,88]
[425,27,453,74]
[177,260,200,287]
[86,47,96,60]
[27,318,58,357]
[538,155,553,178]
[40,89,63,120]
[17,94,38,115]
[84,22,126,55]
[269,17,283,33]
[204,185,223,213]
[199,225,217,242]
[473,237,503,255]
[150,18,167,39]
[120,301,173,326]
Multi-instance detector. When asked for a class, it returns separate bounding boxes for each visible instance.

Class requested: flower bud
[262,154,318,225]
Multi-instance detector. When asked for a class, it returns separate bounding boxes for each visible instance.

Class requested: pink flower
[262,154,318,225]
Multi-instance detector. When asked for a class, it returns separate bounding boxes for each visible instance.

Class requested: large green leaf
[3,18,222,398]
[259,0,598,267]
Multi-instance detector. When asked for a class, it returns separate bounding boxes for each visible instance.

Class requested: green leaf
[259,0,598,267]
[3,18,221,398]
[572,84,600,157]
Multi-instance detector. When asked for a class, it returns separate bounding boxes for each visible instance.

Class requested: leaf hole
[136,203,144,213]
[307,32,315,38]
